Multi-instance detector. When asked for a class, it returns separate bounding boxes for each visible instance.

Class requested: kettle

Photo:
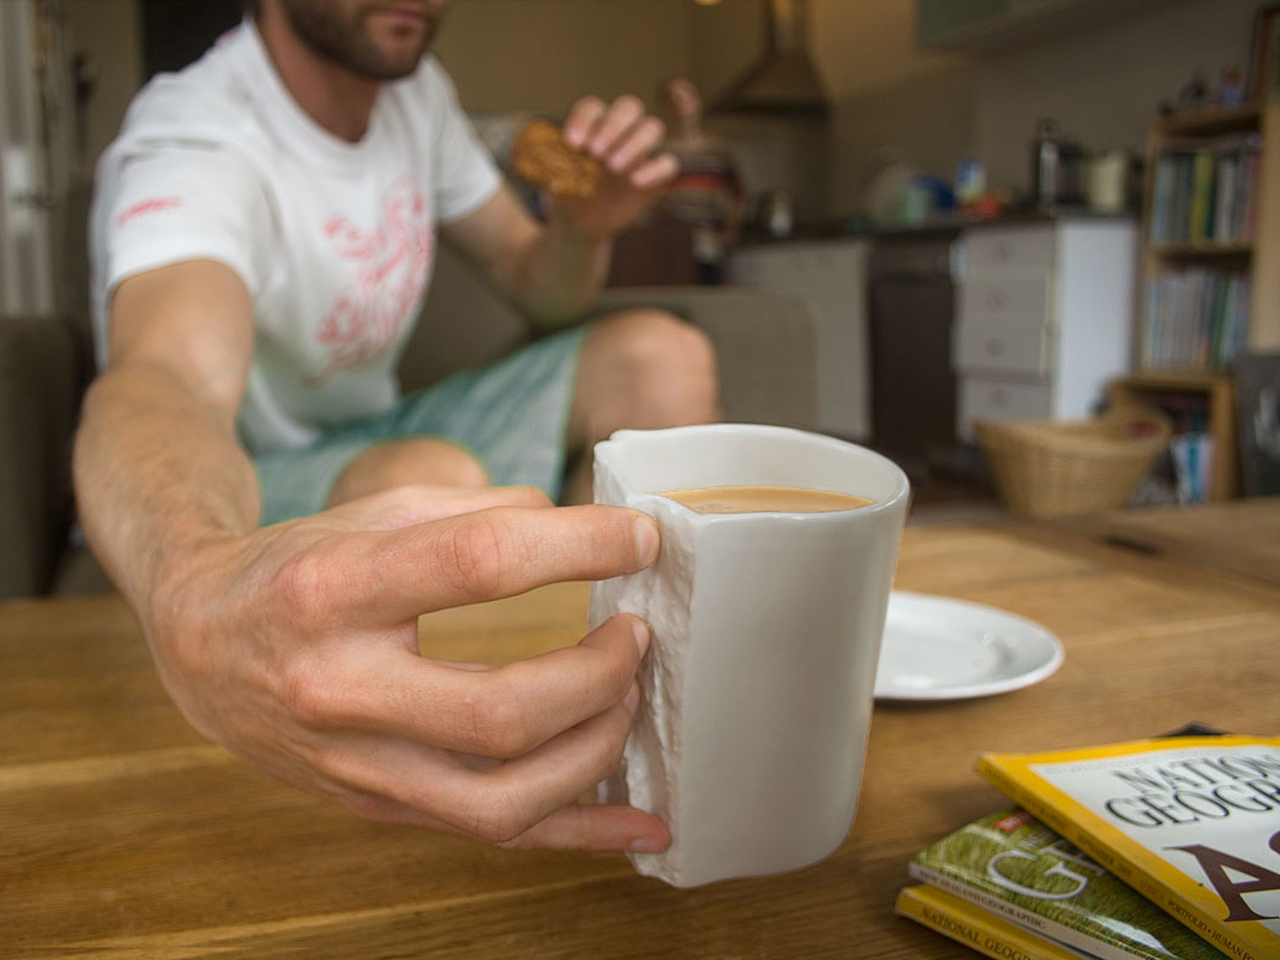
[756,189,795,238]
[1030,119,1085,208]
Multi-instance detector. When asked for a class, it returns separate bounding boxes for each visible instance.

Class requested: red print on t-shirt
[311,176,433,383]
[115,196,183,228]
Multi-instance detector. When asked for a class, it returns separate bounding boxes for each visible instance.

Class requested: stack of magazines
[896,733,1280,960]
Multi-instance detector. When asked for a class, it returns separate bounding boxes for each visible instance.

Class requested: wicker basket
[975,407,1172,519]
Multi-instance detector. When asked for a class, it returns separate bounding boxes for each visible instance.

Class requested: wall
[827,64,976,218]
[974,0,1267,192]
[434,0,693,115]
[808,0,973,217]
[64,0,143,175]
[687,0,768,103]
[810,0,965,98]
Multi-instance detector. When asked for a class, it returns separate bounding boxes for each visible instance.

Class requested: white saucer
[874,592,1064,701]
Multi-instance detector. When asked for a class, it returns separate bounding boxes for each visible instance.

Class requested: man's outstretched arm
[72,261,669,851]
[74,259,260,611]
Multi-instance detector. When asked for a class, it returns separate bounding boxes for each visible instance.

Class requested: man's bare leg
[328,437,489,507]
[562,308,721,504]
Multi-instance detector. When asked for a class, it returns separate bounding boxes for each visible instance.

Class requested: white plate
[874,592,1064,701]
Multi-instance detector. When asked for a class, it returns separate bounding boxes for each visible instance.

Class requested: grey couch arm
[0,315,83,598]
[594,286,818,431]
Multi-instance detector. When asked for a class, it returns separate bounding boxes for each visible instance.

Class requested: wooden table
[5,505,1280,959]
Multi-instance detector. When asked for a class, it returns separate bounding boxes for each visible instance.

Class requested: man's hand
[144,483,669,852]
[557,94,679,240]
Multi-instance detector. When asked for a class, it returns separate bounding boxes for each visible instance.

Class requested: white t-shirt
[89,21,501,454]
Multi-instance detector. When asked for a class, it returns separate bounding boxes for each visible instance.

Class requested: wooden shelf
[1156,103,1261,137]
[1119,369,1233,390]
[1149,242,1253,258]
[1109,372,1237,501]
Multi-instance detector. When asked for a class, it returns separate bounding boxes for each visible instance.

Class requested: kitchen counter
[737,206,1136,248]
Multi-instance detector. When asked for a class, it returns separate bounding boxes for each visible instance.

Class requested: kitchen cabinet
[865,236,958,465]
[953,219,1138,441]
[915,0,1174,51]
[727,238,872,440]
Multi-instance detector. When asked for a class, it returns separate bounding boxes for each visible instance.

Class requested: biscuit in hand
[510,118,600,200]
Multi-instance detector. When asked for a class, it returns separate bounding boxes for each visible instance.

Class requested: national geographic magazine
[909,808,1228,960]
[896,884,1090,960]
[977,735,1280,960]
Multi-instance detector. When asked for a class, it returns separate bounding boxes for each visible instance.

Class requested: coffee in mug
[659,485,873,514]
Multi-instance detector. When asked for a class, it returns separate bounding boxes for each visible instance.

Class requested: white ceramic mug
[589,424,911,887]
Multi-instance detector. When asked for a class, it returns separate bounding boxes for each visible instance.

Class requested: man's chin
[361,24,435,77]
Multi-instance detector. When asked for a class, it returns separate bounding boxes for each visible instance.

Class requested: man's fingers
[630,151,680,191]
[606,116,665,175]
[313,678,641,845]
[333,504,659,624]
[335,787,668,853]
[562,96,606,149]
[585,95,644,158]
[325,484,553,531]
[465,681,641,836]
[325,614,649,758]
[501,803,670,852]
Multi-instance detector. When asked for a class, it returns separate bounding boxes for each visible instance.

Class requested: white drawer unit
[960,377,1053,431]
[954,319,1054,379]
[958,274,1054,328]
[962,225,1057,273]
[954,219,1137,441]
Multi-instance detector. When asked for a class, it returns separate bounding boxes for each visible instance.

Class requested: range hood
[712,0,829,116]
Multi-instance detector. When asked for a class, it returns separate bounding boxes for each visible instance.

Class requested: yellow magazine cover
[977,735,1280,960]
[896,884,1091,960]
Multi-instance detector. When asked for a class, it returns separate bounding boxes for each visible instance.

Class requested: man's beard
[278,1,437,81]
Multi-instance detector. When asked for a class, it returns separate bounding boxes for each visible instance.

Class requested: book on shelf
[897,884,1094,960]
[1148,135,1260,247]
[1141,269,1250,370]
[908,807,1229,960]
[1169,432,1215,505]
[977,734,1280,960]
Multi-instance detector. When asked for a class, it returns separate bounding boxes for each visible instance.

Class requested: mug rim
[595,424,912,521]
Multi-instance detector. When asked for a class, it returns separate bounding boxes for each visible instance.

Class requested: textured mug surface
[590,424,911,887]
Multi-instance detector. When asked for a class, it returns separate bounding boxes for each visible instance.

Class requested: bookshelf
[1138,99,1280,370]
[1131,97,1280,501]
[1109,370,1236,500]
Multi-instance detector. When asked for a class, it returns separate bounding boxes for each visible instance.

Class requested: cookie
[510,118,600,200]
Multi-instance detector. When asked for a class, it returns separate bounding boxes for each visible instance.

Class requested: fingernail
[633,516,659,568]
[629,835,666,853]
[623,681,640,715]
[629,617,650,658]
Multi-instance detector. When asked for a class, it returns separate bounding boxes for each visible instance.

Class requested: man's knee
[329,438,487,507]
[586,309,720,420]
[382,438,488,488]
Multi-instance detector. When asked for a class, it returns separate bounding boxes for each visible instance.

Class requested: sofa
[0,241,818,600]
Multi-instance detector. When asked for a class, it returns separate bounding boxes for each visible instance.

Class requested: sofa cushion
[0,315,82,597]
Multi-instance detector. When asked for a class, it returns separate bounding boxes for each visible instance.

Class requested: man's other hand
[557,94,680,240]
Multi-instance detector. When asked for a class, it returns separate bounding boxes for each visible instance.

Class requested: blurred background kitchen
[5,0,1279,517]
